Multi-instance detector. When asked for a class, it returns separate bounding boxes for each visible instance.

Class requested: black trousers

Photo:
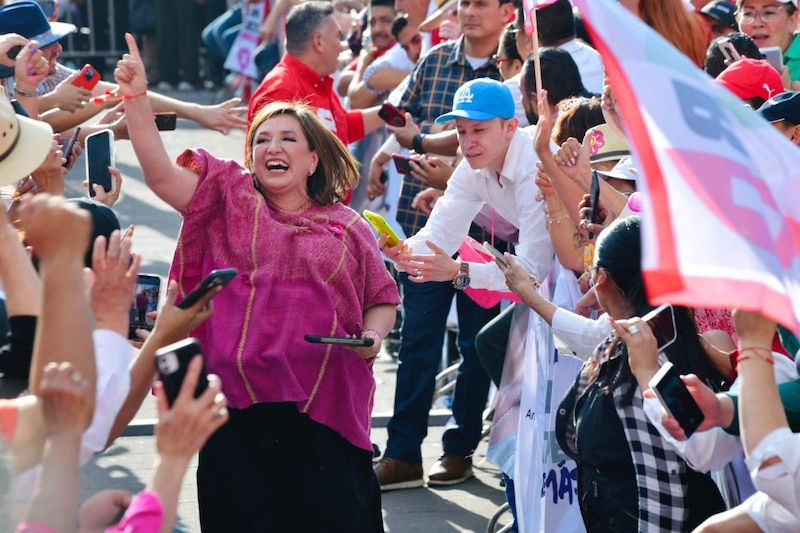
[197,402,384,533]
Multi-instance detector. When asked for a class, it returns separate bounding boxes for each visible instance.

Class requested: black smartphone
[176,268,237,310]
[155,337,209,406]
[130,274,161,340]
[61,127,81,168]
[642,303,677,351]
[7,45,21,61]
[85,129,115,197]
[304,335,375,347]
[379,102,406,127]
[10,99,28,117]
[648,361,705,438]
[392,154,419,175]
[154,112,177,131]
[587,170,601,240]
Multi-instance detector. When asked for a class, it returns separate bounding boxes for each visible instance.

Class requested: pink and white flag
[572,0,800,333]
[521,0,559,35]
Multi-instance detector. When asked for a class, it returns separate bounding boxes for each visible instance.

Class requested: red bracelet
[122,91,147,100]
[735,346,774,369]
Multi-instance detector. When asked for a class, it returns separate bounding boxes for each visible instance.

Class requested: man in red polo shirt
[248,0,384,146]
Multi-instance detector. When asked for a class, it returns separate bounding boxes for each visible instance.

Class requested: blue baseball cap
[758,91,800,124]
[435,78,515,123]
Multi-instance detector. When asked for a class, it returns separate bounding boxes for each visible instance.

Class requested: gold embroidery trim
[235,194,261,403]
[303,314,336,413]
[303,212,362,412]
[323,212,360,284]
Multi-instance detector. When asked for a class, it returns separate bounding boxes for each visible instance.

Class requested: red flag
[572,0,800,333]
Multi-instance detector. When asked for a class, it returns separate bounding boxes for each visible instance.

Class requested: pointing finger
[124,32,142,61]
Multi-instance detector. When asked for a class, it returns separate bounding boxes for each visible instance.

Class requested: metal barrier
[60,0,125,60]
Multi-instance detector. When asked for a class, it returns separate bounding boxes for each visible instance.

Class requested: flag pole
[531,6,542,96]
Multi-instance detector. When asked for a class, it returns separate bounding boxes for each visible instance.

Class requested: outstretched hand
[195,98,249,135]
[397,240,458,283]
[114,33,147,98]
[90,229,141,336]
[144,280,217,347]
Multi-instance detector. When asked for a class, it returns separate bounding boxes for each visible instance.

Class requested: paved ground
[68,89,513,533]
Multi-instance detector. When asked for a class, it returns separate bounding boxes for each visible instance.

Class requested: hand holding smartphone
[392,154,420,175]
[648,361,705,438]
[72,64,101,91]
[642,304,677,351]
[61,127,81,168]
[304,334,375,347]
[177,268,237,309]
[586,170,601,240]
[85,129,115,198]
[130,274,161,340]
[482,241,509,268]
[155,338,209,406]
[378,102,406,127]
[363,209,400,247]
[719,40,741,64]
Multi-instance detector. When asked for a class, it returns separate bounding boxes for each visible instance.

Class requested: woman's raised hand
[114,33,148,98]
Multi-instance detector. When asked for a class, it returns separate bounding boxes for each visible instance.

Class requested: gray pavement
[71,89,512,533]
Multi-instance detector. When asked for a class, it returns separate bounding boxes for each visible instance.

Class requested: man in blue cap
[758,90,800,146]
[377,77,554,486]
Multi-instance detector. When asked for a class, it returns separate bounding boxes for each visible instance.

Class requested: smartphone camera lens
[85,68,94,80]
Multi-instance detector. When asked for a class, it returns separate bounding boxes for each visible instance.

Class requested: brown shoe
[374,457,424,491]
[427,453,473,486]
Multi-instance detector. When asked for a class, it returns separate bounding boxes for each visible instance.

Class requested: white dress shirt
[558,39,604,95]
[406,127,554,291]
[11,329,134,502]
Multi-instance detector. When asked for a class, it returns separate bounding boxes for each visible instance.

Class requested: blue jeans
[385,273,498,464]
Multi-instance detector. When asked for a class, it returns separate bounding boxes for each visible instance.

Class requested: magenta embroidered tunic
[168,149,400,451]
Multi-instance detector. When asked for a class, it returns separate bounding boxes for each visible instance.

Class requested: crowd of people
[0,0,798,531]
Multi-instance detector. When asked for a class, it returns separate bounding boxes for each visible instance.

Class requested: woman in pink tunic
[115,34,399,533]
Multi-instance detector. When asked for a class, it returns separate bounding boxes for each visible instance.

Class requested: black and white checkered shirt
[563,334,691,531]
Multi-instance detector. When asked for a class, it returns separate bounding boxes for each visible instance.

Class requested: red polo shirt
[248,53,365,145]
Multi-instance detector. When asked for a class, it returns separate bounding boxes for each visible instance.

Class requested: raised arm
[113,33,200,212]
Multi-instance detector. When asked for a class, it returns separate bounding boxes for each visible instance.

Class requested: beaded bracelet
[546,212,570,226]
[734,346,774,368]
[13,86,37,98]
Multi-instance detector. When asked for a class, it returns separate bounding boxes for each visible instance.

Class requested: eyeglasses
[736,7,787,25]
[492,54,511,64]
